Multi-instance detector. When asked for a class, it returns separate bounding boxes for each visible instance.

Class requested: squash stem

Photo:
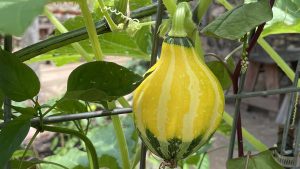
[168,2,191,37]
[162,0,177,16]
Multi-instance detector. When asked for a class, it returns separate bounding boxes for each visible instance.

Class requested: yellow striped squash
[133,36,224,163]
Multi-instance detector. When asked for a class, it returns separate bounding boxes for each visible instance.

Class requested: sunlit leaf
[0,0,47,36]
[202,0,273,40]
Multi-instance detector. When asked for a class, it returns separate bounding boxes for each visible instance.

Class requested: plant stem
[162,0,177,16]
[96,0,118,31]
[42,125,99,169]
[223,112,268,151]
[196,0,212,22]
[258,38,300,87]
[117,97,131,108]
[79,0,104,60]
[168,2,191,37]
[18,130,39,169]
[107,102,131,169]
[44,8,93,62]
[138,21,156,27]
[217,0,233,10]
[42,101,59,117]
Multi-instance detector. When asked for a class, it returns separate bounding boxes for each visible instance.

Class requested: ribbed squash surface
[133,36,224,161]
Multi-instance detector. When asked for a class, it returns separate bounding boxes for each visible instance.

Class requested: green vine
[107,102,131,169]
[44,8,93,62]
[223,112,268,151]
[42,126,99,169]
[96,0,119,31]
[78,0,104,60]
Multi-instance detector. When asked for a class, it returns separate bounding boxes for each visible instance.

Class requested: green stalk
[44,8,93,62]
[217,0,234,10]
[168,2,191,37]
[107,102,131,169]
[258,38,300,87]
[18,130,39,169]
[42,125,99,169]
[117,97,131,108]
[223,112,268,151]
[96,0,118,31]
[79,0,104,60]
[162,0,177,16]
[79,1,131,168]
[196,0,213,21]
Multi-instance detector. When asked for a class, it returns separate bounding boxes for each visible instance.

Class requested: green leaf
[88,116,138,169]
[0,115,32,168]
[0,49,40,102]
[11,149,34,159]
[40,13,151,65]
[65,61,142,102]
[202,0,273,40]
[56,99,87,114]
[262,0,300,37]
[129,0,151,10]
[10,158,69,169]
[217,119,232,136]
[42,149,86,169]
[11,106,36,116]
[227,150,284,169]
[0,0,48,36]
[26,54,82,67]
[207,58,234,90]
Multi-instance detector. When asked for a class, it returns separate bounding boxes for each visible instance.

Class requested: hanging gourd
[133,2,225,167]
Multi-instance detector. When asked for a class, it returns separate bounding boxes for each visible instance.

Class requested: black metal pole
[3,35,12,169]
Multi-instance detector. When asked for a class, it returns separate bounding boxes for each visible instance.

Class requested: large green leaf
[262,0,300,37]
[0,49,40,102]
[202,0,273,40]
[227,150,284,169]
[65,61,142,102]
[0,0,47,36]
[41,14,152,66]
[0,115,32,168]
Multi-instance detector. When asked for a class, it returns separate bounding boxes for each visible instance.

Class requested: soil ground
[29,59,279,169]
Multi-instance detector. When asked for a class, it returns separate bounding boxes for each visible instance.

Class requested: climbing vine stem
[79,0,104,60]
[44,8,93,61]
[96,0,118,31]
[41,126,99,169]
